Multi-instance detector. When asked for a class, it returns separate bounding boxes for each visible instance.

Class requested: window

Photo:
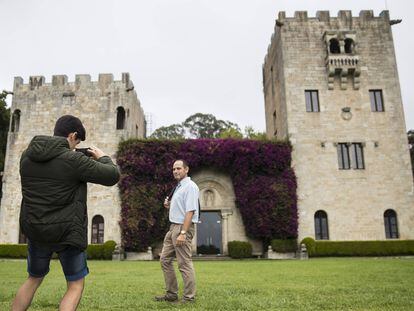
[337,143,365,170]
[337,143,350,169]
[350,143,365,169]
[329,39,340,54]
[369,90,384,112]
[344,38,354,54]
[384,210,399,239]
[91,215,104,244]
[116,106,126,129]
[11,109,21,132]
[305,90,319,112]
[314,211,329,240]
[272,111,277,135]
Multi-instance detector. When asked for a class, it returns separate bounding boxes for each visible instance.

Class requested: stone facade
[263,10,414,242]
[0,73,145,245]
[192,169,262,255]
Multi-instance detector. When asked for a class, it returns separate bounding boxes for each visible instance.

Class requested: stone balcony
[326,54,361,90]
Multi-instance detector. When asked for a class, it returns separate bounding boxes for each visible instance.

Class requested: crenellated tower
[263,11,414,242]
[0,73,146,245]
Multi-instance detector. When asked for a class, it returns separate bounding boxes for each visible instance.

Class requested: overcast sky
[1,0,413,135]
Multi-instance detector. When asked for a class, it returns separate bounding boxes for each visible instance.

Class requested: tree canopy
[150,112,265,140]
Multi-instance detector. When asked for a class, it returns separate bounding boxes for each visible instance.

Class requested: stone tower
[263,11,414,241]
[0,73,145,245]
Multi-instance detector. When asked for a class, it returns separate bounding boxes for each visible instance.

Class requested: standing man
[155,159,199,303]
[12,115,120,311]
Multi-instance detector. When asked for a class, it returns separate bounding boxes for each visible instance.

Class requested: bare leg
[11,276,44,311]
[59,278,85,311]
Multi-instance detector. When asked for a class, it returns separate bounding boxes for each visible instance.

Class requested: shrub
[314,240,414,257]
[0,244,28,258]
[86,244,105,259]
[300,237,316,256]
[228,241,252,259]
[299,238,414,257]
[103,240,117,259]
[271,239,297,253]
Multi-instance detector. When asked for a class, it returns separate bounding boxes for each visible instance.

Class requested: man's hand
[87,146,106,160]
[164,197,170,209]
[176,234,186,246]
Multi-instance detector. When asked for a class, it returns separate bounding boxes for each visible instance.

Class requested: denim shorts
[27,240,89,281]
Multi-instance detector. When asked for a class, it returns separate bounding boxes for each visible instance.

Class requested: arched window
[344,38,354,54]
[384,209,399,239]
[11,109,21,132]
[116,106,125,130]
[91,215,104,244]
[314,210,329,240]
[329,39,340,54]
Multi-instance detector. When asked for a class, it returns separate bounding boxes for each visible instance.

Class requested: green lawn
[1,258,414,310]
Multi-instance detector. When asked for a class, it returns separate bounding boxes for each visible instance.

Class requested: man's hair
[54,115,86,141]
[174,159,189,168]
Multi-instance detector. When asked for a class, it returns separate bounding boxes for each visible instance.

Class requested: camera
[75,148,92,157]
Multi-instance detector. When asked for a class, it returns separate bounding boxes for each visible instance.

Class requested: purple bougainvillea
[117,139,297,251]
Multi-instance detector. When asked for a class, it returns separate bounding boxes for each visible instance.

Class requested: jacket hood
[26,136,70,162]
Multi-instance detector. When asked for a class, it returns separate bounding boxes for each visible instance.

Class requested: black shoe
[181,298,195,304]
[154,294,178,302]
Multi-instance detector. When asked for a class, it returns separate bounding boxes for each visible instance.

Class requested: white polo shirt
[169,176,199,224]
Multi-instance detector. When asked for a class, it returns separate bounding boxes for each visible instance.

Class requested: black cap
[53,115,86,141]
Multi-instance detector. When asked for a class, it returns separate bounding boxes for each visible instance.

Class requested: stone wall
[0,73,145,245]
[263,11,414,241]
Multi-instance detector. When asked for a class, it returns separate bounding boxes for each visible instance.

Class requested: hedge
[271,239,297,253]
[117,139,298,252]
[228,241,253,258]
[300,237,414,257]
[0,240,117,260]
[0,244,28,258]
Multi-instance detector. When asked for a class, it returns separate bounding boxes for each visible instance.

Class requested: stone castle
[0,73,145,245]
[0,10,413,255]
[263,10,414,242]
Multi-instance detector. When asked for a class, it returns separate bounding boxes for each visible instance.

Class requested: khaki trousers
[160,223,196,299]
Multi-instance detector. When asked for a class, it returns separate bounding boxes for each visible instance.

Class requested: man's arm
[176,184,198,246]
[176,211,194,246]
[75,147,120,186]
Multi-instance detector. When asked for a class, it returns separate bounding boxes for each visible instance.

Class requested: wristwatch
[180,230,187,235]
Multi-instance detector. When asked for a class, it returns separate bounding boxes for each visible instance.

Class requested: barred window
[384,209,399,239]
[369,90,384,112]
[351,143,365,169]
[314,210,329,240]
[91,215,104,244]
[305,90,320,112]
[337,143,350,169]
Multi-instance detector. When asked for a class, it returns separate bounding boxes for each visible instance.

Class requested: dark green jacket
[19,135,120,250]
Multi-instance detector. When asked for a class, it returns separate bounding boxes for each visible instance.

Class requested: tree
[408,130,414,179]
[0,91,11,172]
[218,127,243,139]
[150,124,185,139]
[183,113,241,138]
[244,126,267,140]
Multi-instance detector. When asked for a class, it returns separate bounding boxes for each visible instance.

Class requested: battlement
[276,10,390,25]
[264,10,396,67]
[13,72,134,91]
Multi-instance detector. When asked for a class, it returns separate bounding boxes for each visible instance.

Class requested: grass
[1,258,414,310]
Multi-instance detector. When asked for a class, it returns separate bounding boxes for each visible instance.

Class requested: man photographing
[12,115,120,311]
[155,159,199,303]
